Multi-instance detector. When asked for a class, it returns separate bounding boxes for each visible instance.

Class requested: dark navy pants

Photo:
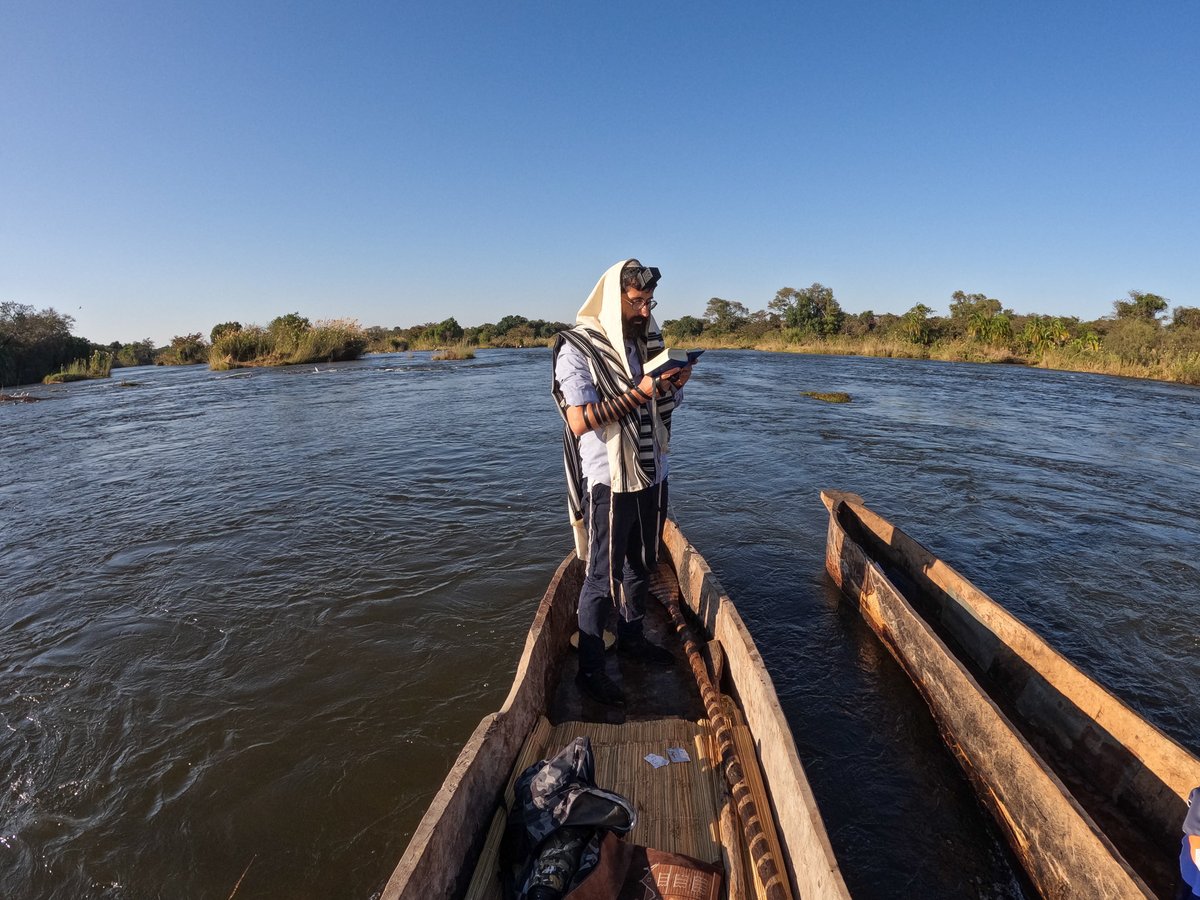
[577,479,669,674]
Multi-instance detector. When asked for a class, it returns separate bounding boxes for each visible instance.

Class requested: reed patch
[431,345,476,360]
[43,350,113,384]
[209,316,368,370]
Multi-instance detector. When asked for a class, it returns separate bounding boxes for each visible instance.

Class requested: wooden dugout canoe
[821,489,1200,899]
[380,519,850,900]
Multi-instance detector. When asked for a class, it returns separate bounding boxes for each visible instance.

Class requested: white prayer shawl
[553,259,676,558]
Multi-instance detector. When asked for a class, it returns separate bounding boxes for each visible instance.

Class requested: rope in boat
[650,565,789,900]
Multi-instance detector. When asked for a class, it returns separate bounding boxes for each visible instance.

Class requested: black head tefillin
[632,266,661,291]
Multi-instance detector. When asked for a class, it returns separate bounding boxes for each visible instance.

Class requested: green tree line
[659,287,1200,385]
[4,289,1198,387]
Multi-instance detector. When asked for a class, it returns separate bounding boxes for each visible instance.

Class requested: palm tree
[901,304,934,345]
[1022,316,1070,354]
[968,311,1013,347]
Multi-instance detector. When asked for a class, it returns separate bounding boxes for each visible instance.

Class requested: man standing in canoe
[551,259,694,706]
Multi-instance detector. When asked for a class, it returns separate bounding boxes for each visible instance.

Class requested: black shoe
[575,669,625,706]
[618,635,674,667]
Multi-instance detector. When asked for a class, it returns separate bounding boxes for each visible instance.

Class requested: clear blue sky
[3,1,1197,345]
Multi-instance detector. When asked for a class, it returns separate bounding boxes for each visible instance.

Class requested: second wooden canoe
[821,489,1200,899]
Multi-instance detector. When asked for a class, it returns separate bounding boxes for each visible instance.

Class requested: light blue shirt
[555,339,679,488]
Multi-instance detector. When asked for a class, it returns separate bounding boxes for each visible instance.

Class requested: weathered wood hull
[821,490,1200,899]
[380,520,848,900]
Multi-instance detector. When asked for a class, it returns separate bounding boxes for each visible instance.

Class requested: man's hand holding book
[645,348,702,393]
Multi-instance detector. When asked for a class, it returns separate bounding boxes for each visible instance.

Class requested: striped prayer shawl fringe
[551,326,675,557]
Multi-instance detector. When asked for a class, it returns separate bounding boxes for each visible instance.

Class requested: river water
[2,350,1197,899]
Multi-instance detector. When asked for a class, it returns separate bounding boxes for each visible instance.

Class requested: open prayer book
[644,348,703,377]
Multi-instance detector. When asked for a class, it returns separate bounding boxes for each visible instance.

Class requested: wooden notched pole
[651,568,790,900]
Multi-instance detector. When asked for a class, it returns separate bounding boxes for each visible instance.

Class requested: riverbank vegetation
[365,288,1198,386]
[4,286,1197,388]
[656,287,1200,386]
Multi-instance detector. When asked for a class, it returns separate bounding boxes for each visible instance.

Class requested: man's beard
[623,315,647,338]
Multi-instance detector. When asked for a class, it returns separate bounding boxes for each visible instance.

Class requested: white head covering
[575,259,661,378]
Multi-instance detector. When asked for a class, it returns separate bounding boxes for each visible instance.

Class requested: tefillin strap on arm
[579,384,651,431]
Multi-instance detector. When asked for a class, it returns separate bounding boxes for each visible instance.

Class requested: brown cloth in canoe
[566,832,722,900]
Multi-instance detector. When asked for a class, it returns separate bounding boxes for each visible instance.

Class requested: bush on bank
[157,333,210,366]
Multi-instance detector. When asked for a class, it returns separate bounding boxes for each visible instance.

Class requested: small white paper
[667,747,691,763]
[644,753,669,769]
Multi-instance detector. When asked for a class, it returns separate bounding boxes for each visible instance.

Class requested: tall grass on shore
[43,350,113,384]
[1037,347,1200,385]
[210,318,368,370]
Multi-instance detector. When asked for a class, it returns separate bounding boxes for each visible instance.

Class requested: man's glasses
[624,294,657,311]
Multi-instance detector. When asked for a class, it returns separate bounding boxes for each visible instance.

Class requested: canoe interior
[827,492,1200,899]
[381,520,849,900]
[461,713,741,900]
